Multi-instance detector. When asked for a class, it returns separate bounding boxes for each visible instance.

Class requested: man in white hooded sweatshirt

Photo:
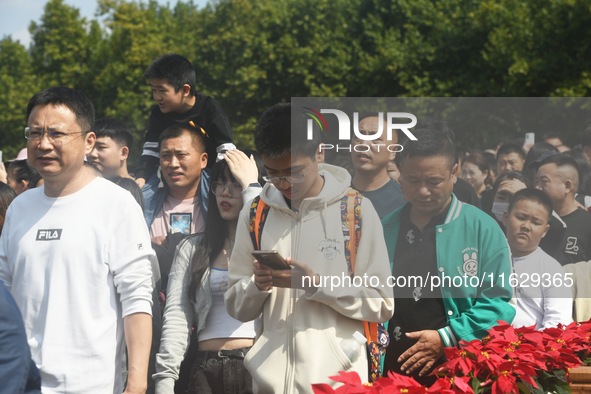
[225,103,394,393]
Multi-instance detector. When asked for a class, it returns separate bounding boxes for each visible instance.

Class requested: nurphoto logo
[304,107,417,153]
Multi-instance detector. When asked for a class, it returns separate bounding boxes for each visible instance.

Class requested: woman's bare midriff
[198,337,254,351]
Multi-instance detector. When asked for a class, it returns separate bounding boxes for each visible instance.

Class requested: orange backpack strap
[364,321,378,343]
[248,196,270,250]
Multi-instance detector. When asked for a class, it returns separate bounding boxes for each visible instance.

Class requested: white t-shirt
[0,177,154,394]
[150,195,205,239]
[512,247,573,330]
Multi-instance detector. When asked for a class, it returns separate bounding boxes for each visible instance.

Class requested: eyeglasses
[24,127,86,145]
[212,181,243,196]
[262,162,313,185]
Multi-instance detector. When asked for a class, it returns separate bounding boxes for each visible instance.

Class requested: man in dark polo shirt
[350,113,405,218]
[535,153,591,265]
[381,127,515,385]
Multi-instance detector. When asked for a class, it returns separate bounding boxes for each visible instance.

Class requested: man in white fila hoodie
[225,103,394,393]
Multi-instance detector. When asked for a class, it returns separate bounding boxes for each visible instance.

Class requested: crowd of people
[0,53,589,394]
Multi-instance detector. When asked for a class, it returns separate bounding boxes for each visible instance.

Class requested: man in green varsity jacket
[381,126,515,385]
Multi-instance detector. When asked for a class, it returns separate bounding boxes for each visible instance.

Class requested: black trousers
[186,348,253,394]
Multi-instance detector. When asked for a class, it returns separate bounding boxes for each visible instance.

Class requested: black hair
[543,132,564,144]
[189,159,237,301]
[522,141,558,182]
[482,150,498,177]
[358,111,384,122]
[457,147,468,165]
[94,117,133,149]
[565,148,591,196]
[0,182,16,236]
[538,153,580,191]
[108,176,145,211]
[491,171,531,202]
[508,188,553,222]
[496,143,525,161]
[358,112,389,127]
[581,124,591,148]
[394,127,457,168]
[7,160,42,190]
[241,148,267,186]
[463,152,492,187]
[26,86,95,132]
[159,123,207,153]
[254,103,322,159]
[524,142,558,168]
[357,112,396,143]
[144,54,196,96]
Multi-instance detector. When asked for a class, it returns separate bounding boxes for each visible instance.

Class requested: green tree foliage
[0,38,40,159]
[29,0,93,87]
[194,0,358,146]
[0,0,590,161]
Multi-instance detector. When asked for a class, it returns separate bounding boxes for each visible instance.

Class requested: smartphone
[252,250,291,270]
[524,132,535,146]
[0,151,3,163]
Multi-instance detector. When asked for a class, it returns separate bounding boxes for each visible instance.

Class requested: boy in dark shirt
[135,54,234,188]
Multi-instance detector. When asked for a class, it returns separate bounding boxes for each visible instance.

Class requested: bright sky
[0,0,209,47]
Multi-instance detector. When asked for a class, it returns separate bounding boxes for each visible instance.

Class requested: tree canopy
[1,0,590,163]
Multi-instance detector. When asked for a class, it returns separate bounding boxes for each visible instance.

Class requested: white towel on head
[216,143,237,162]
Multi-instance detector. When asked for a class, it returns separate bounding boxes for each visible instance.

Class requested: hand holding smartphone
[252,250,292,289]
[252,250,291,270]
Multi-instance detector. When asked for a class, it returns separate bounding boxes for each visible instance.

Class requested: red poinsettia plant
[312,320,591,394]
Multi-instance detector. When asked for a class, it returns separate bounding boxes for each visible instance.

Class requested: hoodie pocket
[324,330,354,371]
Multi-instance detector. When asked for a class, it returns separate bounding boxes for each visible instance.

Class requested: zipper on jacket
[285,211,301,393]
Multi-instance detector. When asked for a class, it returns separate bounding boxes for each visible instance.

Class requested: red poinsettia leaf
[428,377,451,392]
[543,327,564,337]
[453,376,474,393]
[518,371,538,388]
[312,384,338,394]
[387,372,425,388]
[444,347,461,359]
[459,358,475,375]
[493,375,517,394]
[319,321,591,394]
[329,371,363,386]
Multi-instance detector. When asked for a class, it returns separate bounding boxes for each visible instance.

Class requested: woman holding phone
[154,149,262,394]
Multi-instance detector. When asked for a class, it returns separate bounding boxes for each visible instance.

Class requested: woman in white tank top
[154,150,262,394]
